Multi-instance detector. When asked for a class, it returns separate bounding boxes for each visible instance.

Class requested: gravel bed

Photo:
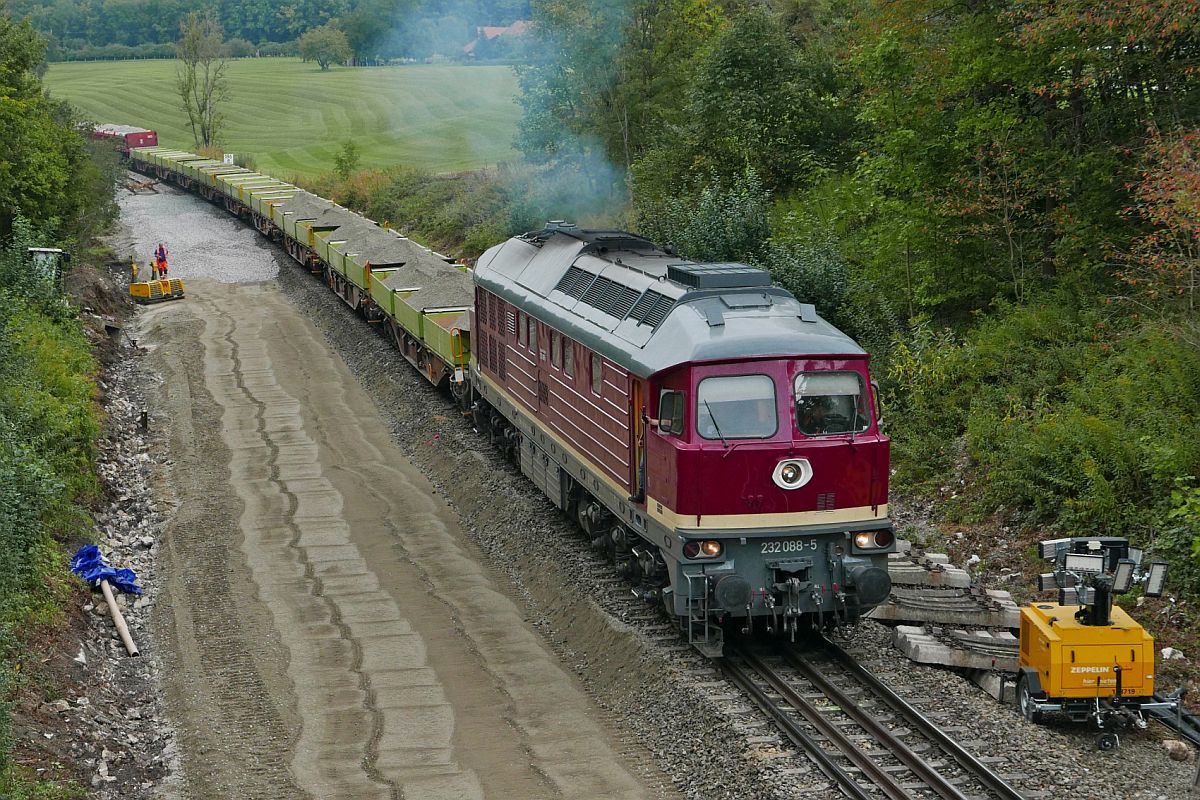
[119,179,280,283]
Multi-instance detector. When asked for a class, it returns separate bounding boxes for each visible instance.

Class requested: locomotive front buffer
[1016,536,1177,750]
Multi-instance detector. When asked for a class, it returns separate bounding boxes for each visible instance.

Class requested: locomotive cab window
[795,372,871,436]
[657,390,685,435]
[696,375,777,440]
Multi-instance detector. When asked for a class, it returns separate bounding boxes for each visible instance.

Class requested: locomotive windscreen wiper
[703,399,729,448]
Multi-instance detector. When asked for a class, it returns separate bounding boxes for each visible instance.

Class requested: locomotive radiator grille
[627,290,675,328]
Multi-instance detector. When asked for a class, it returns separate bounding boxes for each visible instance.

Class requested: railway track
[719,635,1026,800]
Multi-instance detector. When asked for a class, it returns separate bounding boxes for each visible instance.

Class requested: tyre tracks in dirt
[145,279,658,800]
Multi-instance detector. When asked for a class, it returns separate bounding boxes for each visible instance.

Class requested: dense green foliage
[0,5,114,793]
[11,0,531,62]
[0,8,120,241]
[0,227,100,798]
[514,0,1200,583]
[44,58,522,177]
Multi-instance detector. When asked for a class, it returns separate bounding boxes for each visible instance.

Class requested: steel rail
[721,646,907,800]
[716,657,875,799]
[815,636,1026,800]
[1148,693,1200,747]
[780,647,975,800]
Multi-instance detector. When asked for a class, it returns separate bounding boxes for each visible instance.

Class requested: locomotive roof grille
[555,267,675,327]
[627,290,675,328]
[581,275,641,319]
[555,266,593,299]
[667,263,772,289]
[474,228,866,377]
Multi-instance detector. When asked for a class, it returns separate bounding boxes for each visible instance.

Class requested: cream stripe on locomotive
[645,498,889,532]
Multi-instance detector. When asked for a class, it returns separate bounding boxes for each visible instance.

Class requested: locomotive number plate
[760,540,817,554]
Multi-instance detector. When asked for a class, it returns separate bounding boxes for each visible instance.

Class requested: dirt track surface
[141,277,656,800]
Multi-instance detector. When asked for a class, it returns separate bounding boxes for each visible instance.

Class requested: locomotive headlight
[853,530,895,550]
[772,458,813,490]
[683,540,723,559]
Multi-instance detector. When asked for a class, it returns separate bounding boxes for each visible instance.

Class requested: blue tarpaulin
[70,545,143,595]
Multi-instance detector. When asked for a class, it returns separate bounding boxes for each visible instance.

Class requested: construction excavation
[74,175,1197,800]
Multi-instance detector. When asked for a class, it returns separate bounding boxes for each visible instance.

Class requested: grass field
[45,58,522,179]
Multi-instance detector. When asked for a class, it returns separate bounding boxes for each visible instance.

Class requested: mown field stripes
[45,58,521,178]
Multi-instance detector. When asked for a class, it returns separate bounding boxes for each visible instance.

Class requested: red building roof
[463,20,532,55]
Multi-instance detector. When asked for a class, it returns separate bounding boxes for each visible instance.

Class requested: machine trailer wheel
[1017,674,1043,724]
[1095,732,1119,751]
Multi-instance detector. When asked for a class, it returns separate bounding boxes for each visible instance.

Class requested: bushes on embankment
[0,222,99,796]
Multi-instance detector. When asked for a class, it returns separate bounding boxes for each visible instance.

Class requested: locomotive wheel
[1017,674,1043,724]
[1095,732,1119,751]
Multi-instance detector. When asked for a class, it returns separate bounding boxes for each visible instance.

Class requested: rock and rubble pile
[64,335,179,798]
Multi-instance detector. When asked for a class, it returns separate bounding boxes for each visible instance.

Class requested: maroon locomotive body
[471,224,893,652]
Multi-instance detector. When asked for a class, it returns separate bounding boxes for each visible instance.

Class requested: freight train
[128,144,896,654]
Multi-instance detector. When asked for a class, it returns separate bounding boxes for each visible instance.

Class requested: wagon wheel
[1095,732,1119,751]
[1018,674,1043,724]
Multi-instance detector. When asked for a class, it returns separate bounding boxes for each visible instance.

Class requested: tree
[682,9,849,192]
[337,0,418,63]
[1112,128,1200,347]
[176,11,228,148]
[299,23,351,70]
[0,5,117,241]
[333,140,360,178]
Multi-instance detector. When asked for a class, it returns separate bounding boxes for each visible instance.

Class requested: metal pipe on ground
[100,578,140,657]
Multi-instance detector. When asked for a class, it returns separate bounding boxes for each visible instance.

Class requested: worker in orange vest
[154,243,169,278]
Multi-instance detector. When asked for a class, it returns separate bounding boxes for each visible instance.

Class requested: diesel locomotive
[127,145,895,654]
[472,224,894,652]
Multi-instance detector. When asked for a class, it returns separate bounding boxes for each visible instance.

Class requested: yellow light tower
[1017,536,1174,749]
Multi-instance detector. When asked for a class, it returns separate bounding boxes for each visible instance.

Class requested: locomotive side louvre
[474,285,636,494]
